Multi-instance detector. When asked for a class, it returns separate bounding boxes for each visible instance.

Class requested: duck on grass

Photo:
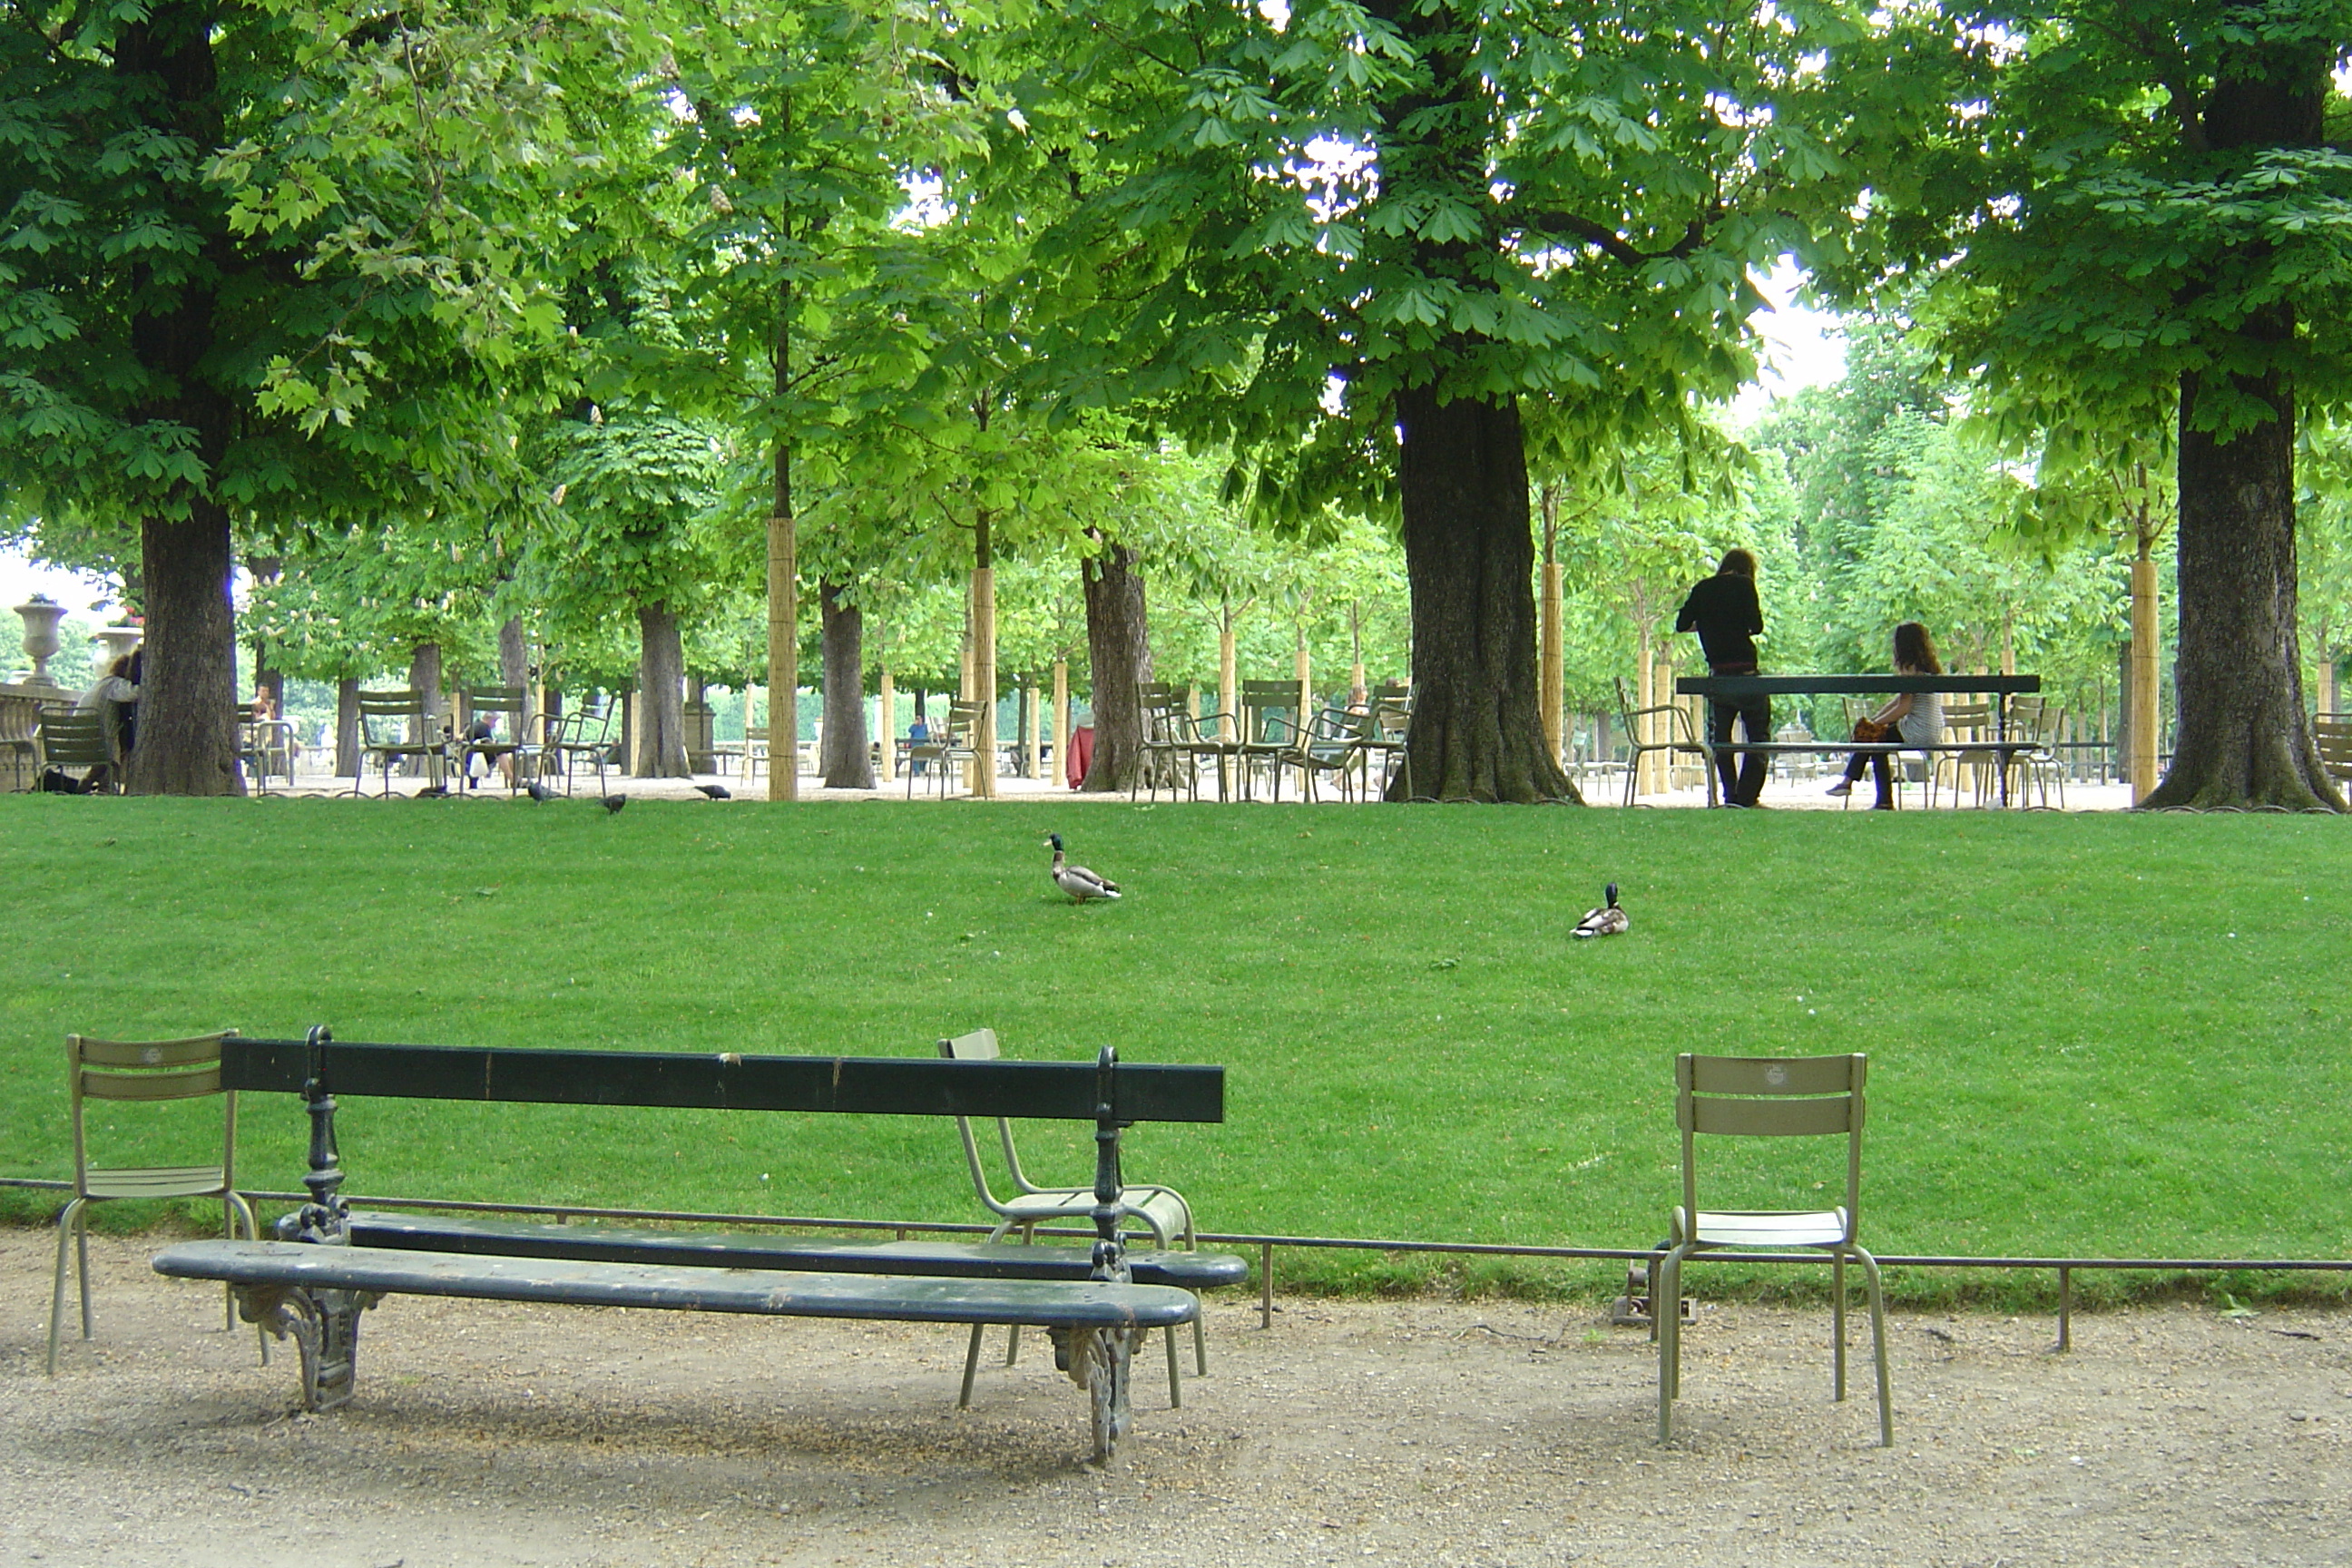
[1045,833,1121,904]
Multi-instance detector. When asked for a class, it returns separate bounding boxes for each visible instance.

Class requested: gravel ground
[5,1230,2348,1568]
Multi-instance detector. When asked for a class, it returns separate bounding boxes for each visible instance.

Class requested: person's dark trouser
[1708,692,1771,805]
[1840,740,1896,807]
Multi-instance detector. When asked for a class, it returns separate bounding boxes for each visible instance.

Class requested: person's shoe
[1825,779,1852,798]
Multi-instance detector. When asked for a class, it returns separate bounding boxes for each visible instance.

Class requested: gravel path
[5,1230,2347,1567]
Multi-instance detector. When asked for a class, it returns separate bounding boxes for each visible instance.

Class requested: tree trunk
[125,503,243,796]
[335,677,359,779]
[633,603,691,778]
[2143,354,2341,808]
[2141,55,2342,809]
[496,615,535,750]
[1392,387,1577,802]
[818,581,874,788]
[1079,535,1152,791]
[117,7,240,798]
[405,642,443,776]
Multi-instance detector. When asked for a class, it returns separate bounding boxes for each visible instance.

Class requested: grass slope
[3,793,2346,1302]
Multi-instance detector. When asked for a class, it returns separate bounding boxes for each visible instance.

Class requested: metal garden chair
[1654,1052,1892,1447]
[938,1029,1203,1409]
[49,1032,264,1375]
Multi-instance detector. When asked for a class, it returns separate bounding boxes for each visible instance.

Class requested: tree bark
[118,6,240,797]
[125,503,243,796]
[1079,535,1152,791]
[335,677,358,779]
[633,603,691,778]
[2141,55,2342,810]
[818,580,873,788]
[1393,387,1577,802]
[407,642,443,776]
[2142,357,2341,808]
[496,615,535,749]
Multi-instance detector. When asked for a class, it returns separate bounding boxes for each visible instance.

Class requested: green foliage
[5,799,2350,1301]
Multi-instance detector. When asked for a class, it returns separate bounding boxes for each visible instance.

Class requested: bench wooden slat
[153,1240,1200,1328]
[221,1040,1224,1124]
[344,1211,1250,1289]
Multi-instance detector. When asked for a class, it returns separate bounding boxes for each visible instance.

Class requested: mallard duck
[1572,883,1627,938]
[1046,833,1121,903]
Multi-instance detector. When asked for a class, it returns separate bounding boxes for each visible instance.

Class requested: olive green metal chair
[49,1032,264,1375]
[1655,1052,1891,1447]
[938,1029,1203,1409]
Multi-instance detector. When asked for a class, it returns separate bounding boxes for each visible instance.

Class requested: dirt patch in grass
[5,1229,2348,1567]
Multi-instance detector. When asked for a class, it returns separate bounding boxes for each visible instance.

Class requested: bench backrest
[221,1035,1224,1123]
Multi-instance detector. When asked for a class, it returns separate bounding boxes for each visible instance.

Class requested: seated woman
[1827,622,1944,809]
[74,652,139,789]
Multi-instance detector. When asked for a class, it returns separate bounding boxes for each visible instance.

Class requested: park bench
[150,1030,1230,1464]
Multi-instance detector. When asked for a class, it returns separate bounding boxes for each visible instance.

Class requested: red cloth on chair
[1065,725,1094,789]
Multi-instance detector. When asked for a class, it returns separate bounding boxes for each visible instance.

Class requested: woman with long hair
[1827,622,1944,809]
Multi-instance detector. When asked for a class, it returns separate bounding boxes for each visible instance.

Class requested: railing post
[2056,1265,2073,1353]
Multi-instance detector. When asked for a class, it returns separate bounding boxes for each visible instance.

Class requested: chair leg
[1657,1246,1688,1445]
[75,1217,93,1339]
[1164,1325,1181,1407]
[1833,1252,1848,1401]
[1858,1247,1894,1446]
[958,1324,986,1408]
[46,1198,85,1377]
[226,1192,269,1365]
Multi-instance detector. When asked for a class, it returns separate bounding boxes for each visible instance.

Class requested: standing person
[1827,622,1945,809]
[1674,549,1769,808]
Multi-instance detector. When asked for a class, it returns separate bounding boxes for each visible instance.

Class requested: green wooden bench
[151,1030,1229,1464]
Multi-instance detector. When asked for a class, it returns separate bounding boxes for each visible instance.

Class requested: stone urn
[13,597,68,688]
[94,623,143,673]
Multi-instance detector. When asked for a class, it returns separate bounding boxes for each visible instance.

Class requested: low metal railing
[8,1176,2346,1351]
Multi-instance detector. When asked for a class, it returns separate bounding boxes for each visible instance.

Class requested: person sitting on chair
[1828,621,1945,809]
[74,652,139,789]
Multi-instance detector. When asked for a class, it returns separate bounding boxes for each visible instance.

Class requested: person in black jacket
[1673,549,1769,808]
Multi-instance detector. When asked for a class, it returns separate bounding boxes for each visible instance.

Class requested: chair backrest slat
[1685,1054,1857,1096]
[74,1034,232,1069]
[1690,1095,1853,1138]
[82,1063,223,1102]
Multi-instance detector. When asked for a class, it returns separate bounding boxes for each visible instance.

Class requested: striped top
[1898,689,1943,748]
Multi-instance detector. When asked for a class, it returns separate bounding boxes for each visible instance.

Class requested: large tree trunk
[2141,54,2342,811]
[818,581,873,788]
[2144,355,2341,808]
[633,603,691,778]
[125,502,243,796]
[1079,535,1152,792]
[118,6,239,798]
[1393,387,1578,802]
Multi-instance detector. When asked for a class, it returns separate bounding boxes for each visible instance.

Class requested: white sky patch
[1731,256,1847,424]
[0,547,120,621]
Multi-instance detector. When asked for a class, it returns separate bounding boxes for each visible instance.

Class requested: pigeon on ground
[1571,883,1628,939]
[600,793,628,815]
[695,783,731,799]
[415,783,450,799]
[1046,833,1121,902]
[525,780,556,803]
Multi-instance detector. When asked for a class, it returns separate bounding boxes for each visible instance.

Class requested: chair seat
[82,1165,233,1200]
[1676,1206,1850,1249]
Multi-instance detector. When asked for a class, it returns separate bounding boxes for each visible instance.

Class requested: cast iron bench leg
[235,1282,379,1412]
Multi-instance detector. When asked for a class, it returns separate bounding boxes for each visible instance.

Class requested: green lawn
[4,793,2347,1304]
